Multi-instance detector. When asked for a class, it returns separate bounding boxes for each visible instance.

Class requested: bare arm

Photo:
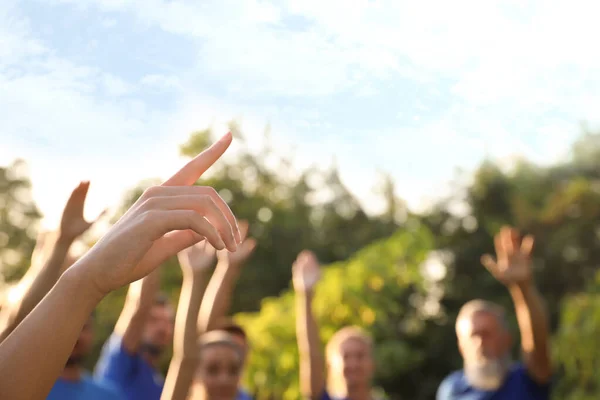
[481,227,552,384]
[0,265,104,400]
[0,181,100,342]
[197,221,255,332]
[114,269,161,353]
[293,251,325,400]
[509,282,552,383]
[198,259,241,331]
[162,241,214,400]
[0,133,239,400]
[0,234,73,342]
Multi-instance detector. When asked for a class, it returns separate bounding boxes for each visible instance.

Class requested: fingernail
[217,238,226,250]
[228,240,238,252]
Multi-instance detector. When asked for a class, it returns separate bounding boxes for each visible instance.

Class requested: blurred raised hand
[58,181,104,243]
[481,226,535,287]
[217,220,256,267]
[292,250,321,293]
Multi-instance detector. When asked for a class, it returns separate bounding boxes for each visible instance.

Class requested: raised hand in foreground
[0,132,240,400]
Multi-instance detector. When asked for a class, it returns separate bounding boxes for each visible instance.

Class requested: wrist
[57,264,105,310]
[183,267,209,280]
[216,259,242,274]
[55,233,75,249]
[508,279,535,294]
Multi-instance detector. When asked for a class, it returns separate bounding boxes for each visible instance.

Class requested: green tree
[235,225,443,400]
[0,159,42,286]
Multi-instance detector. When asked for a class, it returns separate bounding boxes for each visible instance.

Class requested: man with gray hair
[437,226,552,399]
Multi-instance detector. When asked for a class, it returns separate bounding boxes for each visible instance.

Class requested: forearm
[115,268,161,352]
[295,290,325,398]
[0,236,72,342]
[509,281,552,380]
[0,266,103,400]
[162,271,207,400]
[174,271,207,358]
[197,260,240,332]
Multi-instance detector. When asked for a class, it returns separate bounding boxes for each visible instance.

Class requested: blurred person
[437,227,552,399]
[197,221,256,400]
[294,250,379,400]
[93,259,175,400]
[0,132,241,400]
[47,312,126,399]
[188,331,245,400]
[162,223,255,400]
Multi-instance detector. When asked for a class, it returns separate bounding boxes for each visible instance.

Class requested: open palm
[481,226,534,286]
[178,240,217,274]
[59,181,104,241]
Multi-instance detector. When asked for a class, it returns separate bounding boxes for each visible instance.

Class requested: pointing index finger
[163,132,232,187]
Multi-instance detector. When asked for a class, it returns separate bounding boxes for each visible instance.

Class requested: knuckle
[138,209,158,225]
[199,186,218,196]
[142,185,162,199]
[140,196,160,211]
[199,194,216,208]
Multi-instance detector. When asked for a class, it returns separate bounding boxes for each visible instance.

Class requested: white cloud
[4,0,600,227]
[102,74,135,96]
[140,74,182,91]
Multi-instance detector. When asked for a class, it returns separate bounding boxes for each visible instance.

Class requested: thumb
[242,238,257,254]
[480,254,498,275]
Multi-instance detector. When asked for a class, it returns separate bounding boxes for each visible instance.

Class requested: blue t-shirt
[94,334,164,400]
[237,388,253,400]
[436,362,551,400]
[47,373,125,400]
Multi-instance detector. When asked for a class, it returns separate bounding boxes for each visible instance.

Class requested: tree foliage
[0,159,41,289]
[5,128,600,398]
[236,225,437,400]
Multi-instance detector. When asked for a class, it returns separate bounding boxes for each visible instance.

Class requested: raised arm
[162,241,215,400]
[114,269,161,353]
[293,251,326,400]
[0,132,241,400]
[481,227,552,384]
[197,220,256,332]
[0,181,101,342]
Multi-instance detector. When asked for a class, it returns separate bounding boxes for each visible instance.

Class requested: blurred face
[330,337,374,388]
[142,304,174,349]
[457,311,512,389]
[68,317,94,366]
[194,344,242,400]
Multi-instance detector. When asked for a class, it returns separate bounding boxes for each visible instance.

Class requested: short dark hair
[216,319,247,340]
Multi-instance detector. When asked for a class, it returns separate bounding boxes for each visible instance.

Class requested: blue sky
[2,0,600,228]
